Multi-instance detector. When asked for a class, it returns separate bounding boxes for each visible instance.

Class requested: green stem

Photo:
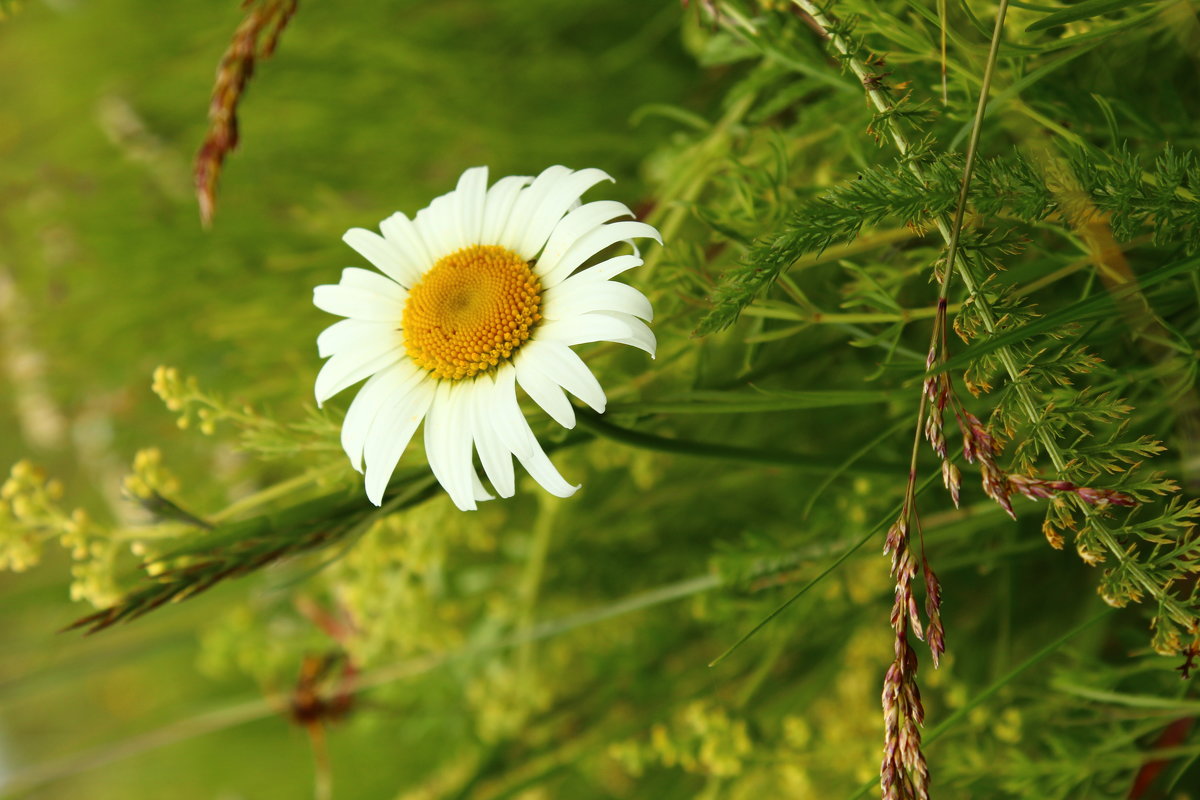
[574,407,900,476]
[709,469,944,667]
[740,303,961,325]
[516,498,557,684]
[708,527,875,668]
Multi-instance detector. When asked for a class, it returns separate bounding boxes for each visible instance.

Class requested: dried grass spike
[194,0,298,228]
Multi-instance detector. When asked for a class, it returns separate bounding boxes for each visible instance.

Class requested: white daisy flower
[313,166,660,510]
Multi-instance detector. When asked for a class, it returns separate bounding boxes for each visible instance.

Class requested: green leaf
[608,389,894,415]
[1026,0,1156,32]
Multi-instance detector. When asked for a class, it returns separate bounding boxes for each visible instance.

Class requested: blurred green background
[4,0,1200,798]
[0,1,702,797]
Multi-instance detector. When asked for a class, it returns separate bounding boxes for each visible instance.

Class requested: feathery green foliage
[2,0,1200,798]
[698,145,1200,335]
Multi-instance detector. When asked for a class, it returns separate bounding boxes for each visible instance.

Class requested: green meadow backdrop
[2,1,1199,798]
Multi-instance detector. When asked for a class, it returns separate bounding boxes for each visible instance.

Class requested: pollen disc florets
[402,245,541,381]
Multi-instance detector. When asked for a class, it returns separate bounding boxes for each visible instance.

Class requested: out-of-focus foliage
[2,0,1200,799]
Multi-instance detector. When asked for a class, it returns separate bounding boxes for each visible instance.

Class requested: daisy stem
[574,408,899,476]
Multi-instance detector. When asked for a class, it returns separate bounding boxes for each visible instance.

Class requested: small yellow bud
[11,496,33,518]
[123,475,149,498]
[134,448,160,472]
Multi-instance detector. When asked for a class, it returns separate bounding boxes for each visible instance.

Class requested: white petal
[315,321,399,367]
[315,347,402,406]
[544,280,653,322]
[470,374,516,498]
[337,267,407,302]
[536,313,637,347]
[472,471,494,502]
[540,203,633,273]
[316,319,400,359]
[481,175,531,244]
[538,220,662,288]
[454,167,488,245]
[415,194,464,258]
[588,311,657,357]
[558,254,643,285]
[498,166,572,255]
[521,340,606,413]
[363,378,434,505]
[313,284,404,322]
[343,228,412,285]
[341,361,422,472]
[423,381,478,511]
[378,212,430,287]
[490,369,527,456]
[491,367,579,498]
[515,350,575,429]
[516,168,613,260]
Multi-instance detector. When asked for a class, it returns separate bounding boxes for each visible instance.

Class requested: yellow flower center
[402,245,542,381]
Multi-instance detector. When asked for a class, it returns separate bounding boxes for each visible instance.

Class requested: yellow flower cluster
[0,460,119,605]
[122,447,182,502]
[0,460,61,572]
[466,659,555,743]
[152,365,219,434]
[1,461,68,568]
[610,701,753,778]
[153,364,264,437]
